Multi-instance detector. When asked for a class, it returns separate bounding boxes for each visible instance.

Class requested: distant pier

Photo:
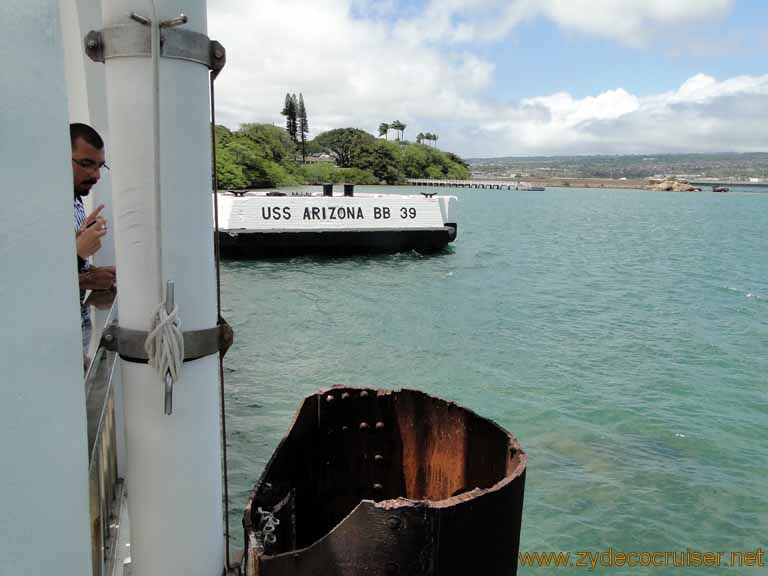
[407,177,767,191]
[407,179,519,189]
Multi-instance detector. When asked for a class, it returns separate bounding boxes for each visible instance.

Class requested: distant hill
[467,153,768,181]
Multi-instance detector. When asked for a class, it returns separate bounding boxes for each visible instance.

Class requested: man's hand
[85,288,116,310]
[79,265,116,290]
[76,204,107,258]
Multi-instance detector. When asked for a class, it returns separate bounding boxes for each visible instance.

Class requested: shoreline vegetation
[213,123,470,190]
[469,152,768,182]
[215,102,766,192]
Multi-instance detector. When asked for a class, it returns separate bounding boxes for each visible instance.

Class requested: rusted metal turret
[243,387,526,576]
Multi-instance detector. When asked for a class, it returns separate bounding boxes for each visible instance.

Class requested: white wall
[0,1,92,574]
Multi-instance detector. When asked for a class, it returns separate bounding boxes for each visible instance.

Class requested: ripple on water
[220,187,768,560]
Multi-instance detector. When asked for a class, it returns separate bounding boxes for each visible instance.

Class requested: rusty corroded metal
[243,387,526,576]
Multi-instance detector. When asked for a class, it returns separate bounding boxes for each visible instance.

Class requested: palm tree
[416,132,425,144]
[425,133,438,147]
[378,122,390,140]
[391,120,406,141]
[389,120,399,140]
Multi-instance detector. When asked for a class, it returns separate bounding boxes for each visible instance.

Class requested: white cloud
[523,89,640,127]
[208,0,765,158]
[394,0,733,46]
[209,0,494,135]
[463,74,768,156]
[537,0,733,45]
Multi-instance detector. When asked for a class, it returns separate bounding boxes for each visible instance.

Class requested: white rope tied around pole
[145,299,184,386]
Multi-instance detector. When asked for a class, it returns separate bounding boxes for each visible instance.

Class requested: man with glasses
[70,123,116,365]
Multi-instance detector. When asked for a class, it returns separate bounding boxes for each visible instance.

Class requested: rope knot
[145,298,184,385]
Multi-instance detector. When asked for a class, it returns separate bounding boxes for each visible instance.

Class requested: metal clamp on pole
[84,20,226,76]
[100,318,234,364]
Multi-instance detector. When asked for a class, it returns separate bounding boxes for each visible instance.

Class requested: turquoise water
[220,186,768,574]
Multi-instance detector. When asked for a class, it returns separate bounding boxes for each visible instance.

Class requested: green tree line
[214,124,470,189]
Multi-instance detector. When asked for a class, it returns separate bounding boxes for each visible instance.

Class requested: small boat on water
[712,186,730,193]
[217,186,458,256]
[516,182,545,191]
[244,386,527,576]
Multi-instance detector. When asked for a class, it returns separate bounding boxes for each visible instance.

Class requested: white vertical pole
[0,1,92,575]
[101,1,223,575]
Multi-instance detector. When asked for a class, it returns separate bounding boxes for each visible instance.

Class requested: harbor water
[220,185,767,574]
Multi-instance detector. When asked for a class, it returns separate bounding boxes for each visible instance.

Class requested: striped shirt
[74,196,86,229]
[74,197,91,334]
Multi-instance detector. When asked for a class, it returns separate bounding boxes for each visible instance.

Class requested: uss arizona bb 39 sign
[216,190,457,256]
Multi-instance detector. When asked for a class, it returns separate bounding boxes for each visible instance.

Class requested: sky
[208,0,768,158]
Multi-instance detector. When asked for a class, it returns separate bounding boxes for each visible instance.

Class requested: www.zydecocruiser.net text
[518,548,765,570]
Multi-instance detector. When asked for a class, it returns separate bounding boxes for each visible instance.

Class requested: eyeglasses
[72,158,110,171]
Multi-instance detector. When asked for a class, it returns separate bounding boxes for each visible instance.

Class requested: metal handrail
[84,300,123,576]
[84,297,118,385]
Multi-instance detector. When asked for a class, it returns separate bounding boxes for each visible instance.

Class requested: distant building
[303,153,335,165]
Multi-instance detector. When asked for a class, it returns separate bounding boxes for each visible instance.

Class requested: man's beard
[74,182,96,198]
